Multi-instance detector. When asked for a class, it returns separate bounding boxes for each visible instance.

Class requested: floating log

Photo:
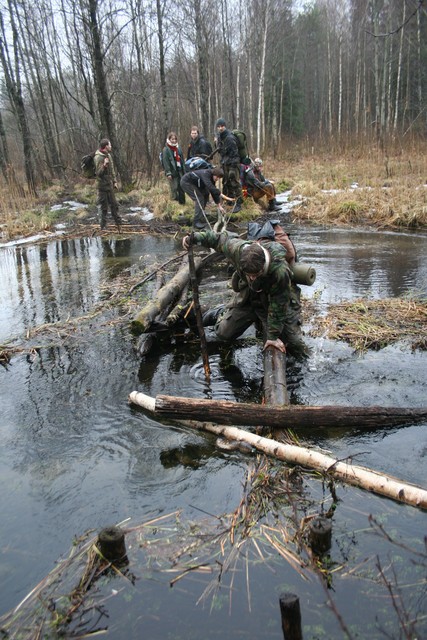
[131,257,202,334]
[128,391,427,509]
[129,392,427,430]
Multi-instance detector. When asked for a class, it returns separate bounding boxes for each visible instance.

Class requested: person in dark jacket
[186,126,213,160]
[94,138,122,230]
[182,230,308,358]
[161,131,185,204]
[180,166,225,228]
[243,157,281,212]
[214,118,242,212]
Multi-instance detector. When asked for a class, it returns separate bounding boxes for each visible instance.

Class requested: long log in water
[128,391,427,509]
[131,257,202,334]
[129,392,427,429]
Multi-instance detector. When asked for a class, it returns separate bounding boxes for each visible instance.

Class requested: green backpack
[232,129,249,162]
[81,152,96,179]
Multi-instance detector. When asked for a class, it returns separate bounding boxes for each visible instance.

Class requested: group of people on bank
[161,118,282,229]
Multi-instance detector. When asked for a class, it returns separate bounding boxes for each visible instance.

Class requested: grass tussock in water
[310,297,427,352]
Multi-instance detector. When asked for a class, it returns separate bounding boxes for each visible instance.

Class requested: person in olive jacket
[161,131,185,204]
[94,138,122,230]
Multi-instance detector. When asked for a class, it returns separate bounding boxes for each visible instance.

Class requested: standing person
[186,126,213,160]
[182,230,309,359]
[180,166,225,229]
[243,157,281,212]
[94,138,122,230]
[161,132,186,204]
[214,118,242,213]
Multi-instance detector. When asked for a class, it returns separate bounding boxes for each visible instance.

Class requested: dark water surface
[0,224,426,638]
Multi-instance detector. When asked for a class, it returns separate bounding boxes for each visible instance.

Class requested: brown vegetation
[309,297,427,352]
[1,146,426,243]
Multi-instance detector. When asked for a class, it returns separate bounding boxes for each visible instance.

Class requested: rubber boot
[202,305,225,327]
[100,211,107,230]
[268,198,281,212]
[232,197,243,213]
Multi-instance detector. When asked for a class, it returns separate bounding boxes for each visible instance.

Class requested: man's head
[99,138,111,151]
[254,157,263,168]
[211,166,224,183]
[190,126,199,140]
[216,117,226,132]
[240,243,267,280]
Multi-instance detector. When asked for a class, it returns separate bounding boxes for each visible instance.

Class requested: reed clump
[310,297,427,351]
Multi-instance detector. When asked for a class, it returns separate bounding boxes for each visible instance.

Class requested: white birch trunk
[256,0,269,156]
[393,2,405,132]
[129,391,427,510]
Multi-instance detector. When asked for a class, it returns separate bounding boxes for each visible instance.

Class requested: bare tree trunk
[85,0,132,187]
[0,4,37,194]
[130,0,152,180]
[327,25,333,136]
[393,1,405,133]
[194,0,210,135]
[156,0,169,138]
[13,0,64,180]
[338,32,342,138]
[221,0,235,124]
[256,0,269,155]
[0,110,10,182]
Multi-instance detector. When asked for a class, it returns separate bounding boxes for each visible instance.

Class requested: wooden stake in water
[187,233,211,382]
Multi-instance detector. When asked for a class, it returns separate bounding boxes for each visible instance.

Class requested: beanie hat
[216,117,226,127]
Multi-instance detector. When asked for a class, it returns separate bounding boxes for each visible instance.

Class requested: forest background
[0,0,426,229]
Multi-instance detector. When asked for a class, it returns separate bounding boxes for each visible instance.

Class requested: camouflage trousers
[214,285,309,359]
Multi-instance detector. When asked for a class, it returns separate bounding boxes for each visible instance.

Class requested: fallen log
[128,391,427,510]
[128,392,427,429]
[131,257,202,334]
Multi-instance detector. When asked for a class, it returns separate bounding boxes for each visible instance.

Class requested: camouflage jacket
[192,230,292,340]
[94,149,117,191]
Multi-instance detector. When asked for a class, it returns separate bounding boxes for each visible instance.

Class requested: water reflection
[0,235,176,342]
[0,225,426,636]
[290,225,427,301]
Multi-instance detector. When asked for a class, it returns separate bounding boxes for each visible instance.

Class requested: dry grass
[310,297,427,352]
[266,144,427,228]
[1,144,426,241]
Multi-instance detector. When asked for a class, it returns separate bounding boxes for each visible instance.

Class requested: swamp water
[0,223,426,639]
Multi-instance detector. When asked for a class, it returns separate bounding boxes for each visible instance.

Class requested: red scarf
[167,142,181,167]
